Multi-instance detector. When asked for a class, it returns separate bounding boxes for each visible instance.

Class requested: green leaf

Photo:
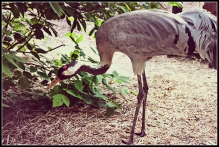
[106,84,116,93]
[108,4,115,16]
[113,71,119,78]
[23,71,32,79]
[121,87,128,97]
[68,16,74,22]
[30,51,40,61]
[35,48,47,53]
[3,41,11,47]
[71,18,77,33]
[97,101,105,108]
[3,80,16,90]
[32,23,43,30]
[63,96,70,107]
[115,79,122,85]
[83,76,93,84]
[80,19,87,31]
[13,70,22,77]
[118,76,130,84]
[93,76,98,86]
[13,32,22,40]
[37,71,50,80]
[2,60,12,78]
[34,29,44,39]
[117,5,128,13]
[63,6,75,16]
[76,34,83,44]
[95,93,109,101]
[124,3,131,11]
[10,54,26,63]
[30,66,37,72]
[66,89,83,99]
[10,3,20,18]
[96,19,103,27]
[80,92,94,105]
[74,80,83,92]
[30,17,38,25]
[71,32,78,39]
[90,47,97,54]
[50,85,63,96]
[16,62,25,70]
[88,27,95,36]
[97,75,102,83]
[15,3,26,17]
[3,54,20,68]
[102,78,108,85]
[48,47,52,50]
[131,90,138,96]
[49,2,63,17]
[142,3,149,9]
[52,94,70,107]
[106,101,117,107]
[48,70,53,77]
[66,17,71,26]
[43,27,52,36]
[65,32,71,37]
[52,95,64,107]
[106,106,116,118]
[3,36,13,42]
[18,76,30,90]
[26,43,33,50]
[167,2,183,8]
[13,25,21,31]
[50,26,58,37]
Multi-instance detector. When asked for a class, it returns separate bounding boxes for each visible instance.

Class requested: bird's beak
[46,76,62,91]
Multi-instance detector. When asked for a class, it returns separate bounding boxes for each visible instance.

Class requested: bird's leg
[134,70,148,137]
[122,75,144,145]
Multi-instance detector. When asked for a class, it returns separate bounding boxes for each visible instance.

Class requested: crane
[46,8,217,145]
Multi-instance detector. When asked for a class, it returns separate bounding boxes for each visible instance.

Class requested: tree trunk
[203,2,217,16]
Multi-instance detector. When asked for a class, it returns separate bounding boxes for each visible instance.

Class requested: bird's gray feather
[96,8,217,74]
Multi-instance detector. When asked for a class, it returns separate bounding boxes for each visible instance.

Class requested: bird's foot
[134,131,146,137]
[122,139,134,145]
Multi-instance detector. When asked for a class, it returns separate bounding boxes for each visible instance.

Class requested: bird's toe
[134,131,146,137]
[121,139,134,145]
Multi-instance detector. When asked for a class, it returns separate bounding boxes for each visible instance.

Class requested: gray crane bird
[46,8,217,145]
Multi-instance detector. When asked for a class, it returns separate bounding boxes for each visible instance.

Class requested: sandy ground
[2,14,217,145]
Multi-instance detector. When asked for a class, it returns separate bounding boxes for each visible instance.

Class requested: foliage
[2,2,177,117]
[167,2,183,8]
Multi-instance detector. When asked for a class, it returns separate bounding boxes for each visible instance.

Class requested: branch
[45,44,65,53]
[7,31,33,50]
[16,44,65,54]
[16,33,35,51]
[25,62,51,71]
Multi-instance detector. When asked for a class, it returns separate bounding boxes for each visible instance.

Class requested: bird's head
[46,61,81,91]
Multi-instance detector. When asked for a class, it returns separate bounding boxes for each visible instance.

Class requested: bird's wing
[105,9,193,57]
[178,8,217,67]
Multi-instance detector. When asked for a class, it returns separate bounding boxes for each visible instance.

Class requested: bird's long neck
[79,63,110,75]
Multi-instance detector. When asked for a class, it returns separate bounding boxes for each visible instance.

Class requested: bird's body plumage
[178,8,217,67]
[46,8,217,145]
[96,9,204,75]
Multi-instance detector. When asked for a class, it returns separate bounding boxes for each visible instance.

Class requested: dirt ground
[2,16,217,145]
